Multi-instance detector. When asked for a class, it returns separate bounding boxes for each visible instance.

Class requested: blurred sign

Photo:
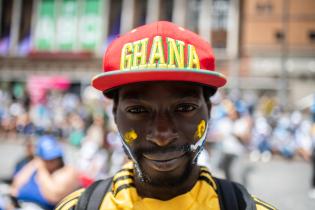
[79,0,103,51]
[56,0,78,51]
[27,76,71,104]
[34,0,56,51]
[34,0,103,53]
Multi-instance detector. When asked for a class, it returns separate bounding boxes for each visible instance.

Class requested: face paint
[123,129,138,144]
[190,120,208,163]
[119,134,145,182]
[194,120,206,141]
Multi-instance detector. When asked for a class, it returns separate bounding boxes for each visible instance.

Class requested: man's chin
[145,172,189,187]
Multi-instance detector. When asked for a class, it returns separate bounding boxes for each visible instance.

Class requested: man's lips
[142,151,186,162]
[142,151,187,172]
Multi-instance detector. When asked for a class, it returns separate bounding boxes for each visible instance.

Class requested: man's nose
[146,112,178,147]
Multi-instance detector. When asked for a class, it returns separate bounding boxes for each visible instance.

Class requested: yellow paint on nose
[194,120,206,140]
[124,130,138,144]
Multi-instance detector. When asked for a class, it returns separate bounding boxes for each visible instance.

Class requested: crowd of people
[206,91,315,185]
[209,90,315,162]
[0,84,314,209]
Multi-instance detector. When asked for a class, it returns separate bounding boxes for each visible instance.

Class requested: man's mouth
[142,151,187,172]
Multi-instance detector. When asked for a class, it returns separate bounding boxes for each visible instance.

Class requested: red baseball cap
[92,21,227,94]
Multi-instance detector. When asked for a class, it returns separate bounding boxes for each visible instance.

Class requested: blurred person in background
[78,114,109,187]
[309,95,315,199]
[16,112,35,138]
[10,135,79,210]
[13,137,36,176]
[67,112,85,148]
[210,98,252,180]
[250,113,273,162]
[309,123,315,199]
[270,113,296,158]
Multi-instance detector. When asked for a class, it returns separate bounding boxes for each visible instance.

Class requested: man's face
[43,157,64,174]
[114,82,211,186]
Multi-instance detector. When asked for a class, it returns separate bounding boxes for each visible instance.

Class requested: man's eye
[127,106,148,114]
[175,104,197,112]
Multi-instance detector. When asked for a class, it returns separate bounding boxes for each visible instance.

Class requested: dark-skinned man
[56,21,276,210]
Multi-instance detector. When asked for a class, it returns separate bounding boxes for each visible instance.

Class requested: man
[56,21,275,210]
[10,135,79,209]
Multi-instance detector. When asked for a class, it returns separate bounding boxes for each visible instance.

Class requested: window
[0,0,13,55]
[160,0,173,21]
[256,2,273,14]
[309,31,315,42]
[211,0,229,49]
[275,31,285,42]
[186,0,200,33]
[134,0,147,28]
[107,0,122,45]
[18,0,34,55]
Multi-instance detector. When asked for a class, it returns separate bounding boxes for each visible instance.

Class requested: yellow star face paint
[194,120,206,141]
[124,130,138,144]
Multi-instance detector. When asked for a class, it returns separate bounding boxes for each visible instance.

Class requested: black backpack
[75,177,256,210]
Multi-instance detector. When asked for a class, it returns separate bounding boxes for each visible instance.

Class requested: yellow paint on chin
[194,120,206,141]
[124,130,138,144]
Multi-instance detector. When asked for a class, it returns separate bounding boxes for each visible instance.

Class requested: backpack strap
[214,177,240,210]
[75,176,113,210]
[214,177,256,210]
[233,183,257,210]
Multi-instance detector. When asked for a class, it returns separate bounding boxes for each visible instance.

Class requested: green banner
[34,0,56,51]
[78,0,103,51]
[34,0,103,53]
[56,0,78,51]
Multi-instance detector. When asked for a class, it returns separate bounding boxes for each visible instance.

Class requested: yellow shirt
[56,164,275,210]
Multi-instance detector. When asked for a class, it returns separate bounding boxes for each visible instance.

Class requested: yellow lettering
[132,38,148,69]
[120,43,133,69]
[187,44,200,69]
[167,38,185,68]
[148,36,167,68]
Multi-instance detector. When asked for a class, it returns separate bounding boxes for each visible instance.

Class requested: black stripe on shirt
[113,175,134,185]
[56,197,79,210]
[114,183,136,197]
[116,168,134,174]
[200,169,212,176]
[198,175,217,192]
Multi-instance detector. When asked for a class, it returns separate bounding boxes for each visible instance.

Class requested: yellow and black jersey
[56,163,276,210]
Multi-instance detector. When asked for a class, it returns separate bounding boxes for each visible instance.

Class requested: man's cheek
[194,120,206,141]
[123,129,138,144]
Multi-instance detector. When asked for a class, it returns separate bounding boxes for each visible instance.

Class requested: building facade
[0,0,314,108]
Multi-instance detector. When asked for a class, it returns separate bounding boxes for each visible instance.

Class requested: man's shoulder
[55,188,85,210]
[252,196,277,210]
[55,164,134,210]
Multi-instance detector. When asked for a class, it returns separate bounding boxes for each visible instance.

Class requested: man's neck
[134,165,201,200]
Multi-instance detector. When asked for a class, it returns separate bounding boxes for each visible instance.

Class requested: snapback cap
[36,135,63,161]
[92,21,227,94]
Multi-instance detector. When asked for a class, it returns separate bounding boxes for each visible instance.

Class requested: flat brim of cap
[91,69,227,93]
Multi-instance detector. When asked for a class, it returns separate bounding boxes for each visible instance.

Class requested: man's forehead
[119,82,203,100]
